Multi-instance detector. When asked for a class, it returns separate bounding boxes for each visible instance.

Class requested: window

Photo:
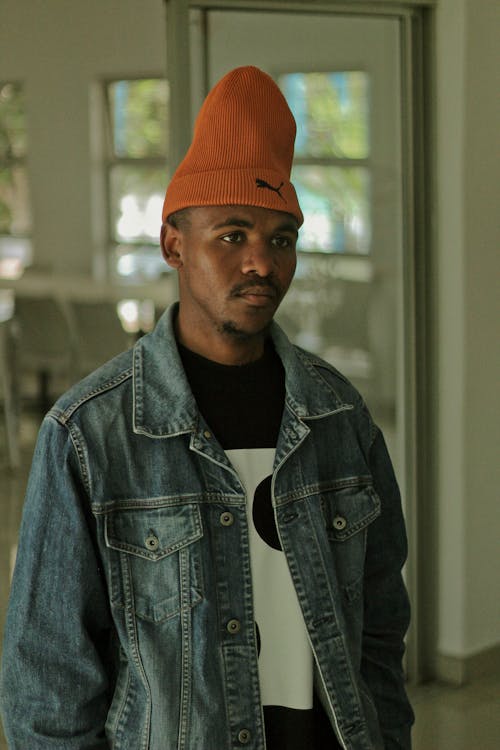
[279,72,371,255]
[105,78,169,281]
[0,82,32,278]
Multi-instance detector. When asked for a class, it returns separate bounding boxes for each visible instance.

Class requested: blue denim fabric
[0,304,414,749]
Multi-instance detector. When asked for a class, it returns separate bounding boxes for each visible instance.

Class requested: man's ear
[160,222,183,269]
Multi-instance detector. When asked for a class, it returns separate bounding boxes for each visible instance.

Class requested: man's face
[162,205,298,362]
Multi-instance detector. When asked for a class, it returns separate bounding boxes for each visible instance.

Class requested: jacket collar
[133,303,351,439]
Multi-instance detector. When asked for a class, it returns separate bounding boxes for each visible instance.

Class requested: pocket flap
[105,503,203,560]
[322,485,381,541]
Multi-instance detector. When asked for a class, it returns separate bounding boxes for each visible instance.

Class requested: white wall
[463,0,500,656]
[0,0,167,277]
[435,0,500,663]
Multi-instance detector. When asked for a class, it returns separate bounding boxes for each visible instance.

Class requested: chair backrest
[69,300,133,376]
[14,296,76,373]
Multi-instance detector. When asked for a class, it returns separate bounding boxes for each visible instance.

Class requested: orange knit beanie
[161,66,303,226]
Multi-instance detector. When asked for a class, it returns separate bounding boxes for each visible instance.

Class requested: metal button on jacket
[333,516,347,531]
[226,618,241,634]
[237,729,251,744]
[145,534,160,551]
[220,511,234,527]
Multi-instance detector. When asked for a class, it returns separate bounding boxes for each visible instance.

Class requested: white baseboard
[435,642,500,685]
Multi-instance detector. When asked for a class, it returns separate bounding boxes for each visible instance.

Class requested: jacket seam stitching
[51,368,133,423]
[47,414,92,498]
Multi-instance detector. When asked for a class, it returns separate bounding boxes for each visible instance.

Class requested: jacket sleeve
[0,415,113,749]
[362,420,415,749]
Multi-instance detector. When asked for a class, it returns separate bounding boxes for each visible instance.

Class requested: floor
[408,676,500,750]
[0,409,499,749]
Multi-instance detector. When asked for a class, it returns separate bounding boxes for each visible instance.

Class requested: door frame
[164,0,436,684]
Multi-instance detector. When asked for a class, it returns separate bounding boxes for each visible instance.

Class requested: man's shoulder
[291,343,365,404]
[294,343,352,383]
[49,347,134,424]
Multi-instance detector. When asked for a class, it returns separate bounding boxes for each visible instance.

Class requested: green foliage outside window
[286,72,369,160]
[0,82,30,235]
[280,71,371,255]
[107,78,169,280]
[109,79,169,159]
[0,82,27,160]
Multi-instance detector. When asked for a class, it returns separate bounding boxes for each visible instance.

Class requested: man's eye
[271,235,293,249]
[221,232,244,243]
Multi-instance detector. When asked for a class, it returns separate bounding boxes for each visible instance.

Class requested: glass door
[203,9,405,482]
[175,3,421,679]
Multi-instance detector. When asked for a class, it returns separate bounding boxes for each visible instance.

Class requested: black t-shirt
[178,339,284,449]
[179,340,339,750]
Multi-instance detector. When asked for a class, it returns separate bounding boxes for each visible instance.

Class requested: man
[0,66,413,749]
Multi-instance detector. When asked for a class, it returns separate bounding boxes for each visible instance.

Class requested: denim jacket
[1,304,413,749]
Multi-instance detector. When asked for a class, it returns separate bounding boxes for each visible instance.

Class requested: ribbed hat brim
[163,168,303,225]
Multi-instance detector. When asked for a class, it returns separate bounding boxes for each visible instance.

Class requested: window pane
[113,245,167,282]
[110,165,166,243]
[280,72,369,159]
[0,164,31,235]
[109,79,169,158]
[0,237,32,279]
[0,82,27,160]
[294,165,370,254]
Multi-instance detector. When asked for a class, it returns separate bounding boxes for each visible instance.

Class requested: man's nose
[241,239,276,277]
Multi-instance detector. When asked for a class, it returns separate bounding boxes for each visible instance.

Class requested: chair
[69,300,133,377]
[14,295,77,410]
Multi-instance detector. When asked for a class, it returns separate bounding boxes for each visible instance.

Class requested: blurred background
[0,1,498,748]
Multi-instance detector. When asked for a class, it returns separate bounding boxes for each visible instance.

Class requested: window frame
[278,69,372,256]
[102,75,169,281]
[0,80,32,278]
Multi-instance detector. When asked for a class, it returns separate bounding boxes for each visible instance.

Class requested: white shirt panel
[226,448,313,710]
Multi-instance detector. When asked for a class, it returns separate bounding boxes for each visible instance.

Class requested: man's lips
[232,286,279,307]
[230,282,279,300]
[240,289,275,299]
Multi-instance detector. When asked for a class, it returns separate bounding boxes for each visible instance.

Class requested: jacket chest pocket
[321,485,381,602]
[104,503,203,623]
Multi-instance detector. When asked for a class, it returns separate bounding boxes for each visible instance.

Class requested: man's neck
[174,314,267,366]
